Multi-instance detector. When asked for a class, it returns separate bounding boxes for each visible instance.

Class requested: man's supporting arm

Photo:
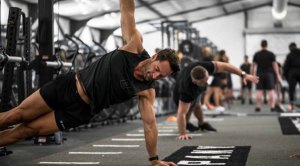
[137,89,176,166]
[177,101,192,140]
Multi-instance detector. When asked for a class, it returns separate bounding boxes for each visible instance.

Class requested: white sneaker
[214,106,225,113]
[201,104,208,111]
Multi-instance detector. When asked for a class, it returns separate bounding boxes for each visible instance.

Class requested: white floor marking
[38,162,100,165]
[138,129,175,132]
[178,160,226,165]
[204,118,224,122]
[157,126,177,129]
[185,155,230,159]
[93,145,140,148]
[126,133,202,137]
[112,138,145,141]
[69,152,122,155]
[280,113,300,117]
[197,146,234,149]
[191,150,233,154]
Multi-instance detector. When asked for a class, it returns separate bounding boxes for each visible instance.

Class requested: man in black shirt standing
[174,61,259,140]
[0,1,179,165]
[251,40,281,112]
[283,42,300,112]
[240,55,253,104]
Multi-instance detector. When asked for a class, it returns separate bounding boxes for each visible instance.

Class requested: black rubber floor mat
[278,117,300,135]
[164,146,251,166]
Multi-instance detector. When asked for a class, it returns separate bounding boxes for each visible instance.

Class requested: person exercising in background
[174,61,259,140]
[0,0,179,165]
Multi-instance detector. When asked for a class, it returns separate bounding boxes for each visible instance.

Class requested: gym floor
[1,101,300,166]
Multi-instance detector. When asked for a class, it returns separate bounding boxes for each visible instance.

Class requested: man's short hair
[190,66,207,80]
[156,48,180,73]
[261,40,267,48]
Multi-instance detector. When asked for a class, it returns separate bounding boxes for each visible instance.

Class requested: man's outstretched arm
[119,0,143,53]
[137,89,176,166]
[215,62,259,84]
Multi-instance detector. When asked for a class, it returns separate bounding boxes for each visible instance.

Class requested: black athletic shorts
[242,81,252,90]
[39,72,92,131]
[256,72,275,90]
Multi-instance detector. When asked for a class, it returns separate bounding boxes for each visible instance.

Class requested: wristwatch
[149,155,159,161]
[240,71,246,78]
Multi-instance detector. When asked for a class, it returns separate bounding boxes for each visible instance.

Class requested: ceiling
[12,0,300,31]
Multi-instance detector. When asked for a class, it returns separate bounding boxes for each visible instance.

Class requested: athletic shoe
[207,103,215,110]
[255,107,261,112]
[199,122,217,132]
[241,98,245,104]
[214,106,225,113]
[249,99,253,104]
[186,122,199,132]
[201,104,208,110]
[274,105,284,113]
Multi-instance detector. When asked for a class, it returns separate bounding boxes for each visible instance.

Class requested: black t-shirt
[253,50,276,73]
[78,49,154,114]
[240,63,251,74]
[173,61,216,105]
[283,48,300,76]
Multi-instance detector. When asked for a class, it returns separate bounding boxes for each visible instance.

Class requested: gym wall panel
[248,6,300,29]
[142,31,162,56]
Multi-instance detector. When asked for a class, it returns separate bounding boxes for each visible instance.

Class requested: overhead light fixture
[272,0,288,20]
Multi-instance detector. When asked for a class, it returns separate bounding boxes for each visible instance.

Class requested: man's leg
[268,90,276,110]
[255,90,263,111]
[0,111,59,146]
[0,90,53,129]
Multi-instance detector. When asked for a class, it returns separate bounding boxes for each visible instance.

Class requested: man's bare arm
[177,101,192,140]
[215,62,259,84]
[119,0,143,53]
[137,89,176,166]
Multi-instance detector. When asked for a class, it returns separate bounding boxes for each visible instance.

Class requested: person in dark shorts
[240,55,253,104]
[0,1,179,165]
[174,61,259,140]
[251,40,281,112]
[283,42,300,112]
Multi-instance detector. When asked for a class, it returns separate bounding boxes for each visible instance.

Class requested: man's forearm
[144,122,158,158]
[218,62,243,76]
[177,112,187,135]
[273,62,280,77]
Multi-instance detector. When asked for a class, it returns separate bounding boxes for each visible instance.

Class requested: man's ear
[151,54,158,60]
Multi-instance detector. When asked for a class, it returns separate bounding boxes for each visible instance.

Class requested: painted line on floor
[157,126,177,129]
[157,123,177,126]
[112,138,145,141]
[93,145,140,148]
[204,118,224,122]
[197,146,235,149]
[280,113,300,117]
[138,129,175,132]
[38,162,100,165]
[69,152,122,155]
[126,133,202,137]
